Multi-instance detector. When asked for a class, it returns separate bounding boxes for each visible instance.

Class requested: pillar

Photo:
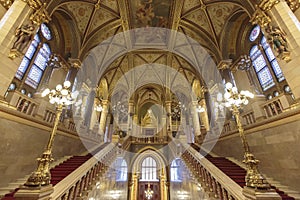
[267,1,300,101]
[0,0,31,99]
[191,101,201,137]
[99,100,108,136]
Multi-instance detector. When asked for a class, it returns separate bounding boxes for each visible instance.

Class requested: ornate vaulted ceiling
[48,0,256,96]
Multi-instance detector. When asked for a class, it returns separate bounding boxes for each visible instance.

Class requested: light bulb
[63,81,71,88]
[56,84,62,91]
[224,92,231,100]
[49,99,55,104]
[225,82,233,89]
[244,99,249,105]
[232,87,238,93]
[61,89,68,96]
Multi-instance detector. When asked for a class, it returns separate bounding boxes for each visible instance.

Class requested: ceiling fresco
[131,0,171,28]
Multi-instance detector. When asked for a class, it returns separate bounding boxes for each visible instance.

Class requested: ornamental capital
[250,7,271,28]
[258,0,280,11]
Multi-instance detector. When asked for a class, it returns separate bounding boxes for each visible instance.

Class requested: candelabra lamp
[25,81,75,186]
[219,82,270,189]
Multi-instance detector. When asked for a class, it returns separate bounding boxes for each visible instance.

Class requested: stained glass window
[12,24,52,91]
[25,65,43,89]
[170,159,182,182]
[41,23,52,40]
[257,67,275,91]
[260,37,285,82]
[249,25,260,42]
[15,57,30,79]
[141,157,158,182]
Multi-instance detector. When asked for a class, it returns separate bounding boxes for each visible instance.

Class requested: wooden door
[138,181,160,200]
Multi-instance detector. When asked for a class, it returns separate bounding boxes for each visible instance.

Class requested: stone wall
[210,119,300,191]
[0,117,90,188]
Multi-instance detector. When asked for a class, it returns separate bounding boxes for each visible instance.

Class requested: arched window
[170,159,182,182]
[13,24,52,90]
[140,157,158,182]
[115,158,127,182]
[249,26,285,93]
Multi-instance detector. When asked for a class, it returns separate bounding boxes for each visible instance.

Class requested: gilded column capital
[285,0,300,11]
[29,2,51,25]
[68,58,82,69]
[0,0,14,9]
[217,59,233,71]
[259,0,280,11]
[250,7,271,28]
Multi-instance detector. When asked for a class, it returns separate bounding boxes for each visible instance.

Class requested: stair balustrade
[50,143,117,200]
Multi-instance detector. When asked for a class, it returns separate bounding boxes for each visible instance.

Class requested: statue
[265,25,291,62]
[12,23,35,53]
[142,109,156,126]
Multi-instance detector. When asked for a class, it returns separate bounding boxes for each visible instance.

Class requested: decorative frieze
[0,0,13,9]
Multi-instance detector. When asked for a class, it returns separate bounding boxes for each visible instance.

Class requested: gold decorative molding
[68,58,82,69]
[259,0,280,11]
[285,0,300,11]
[29,2,51,25]
[0,0,13,9]
[217,59,232,70]
[250,7,271,27]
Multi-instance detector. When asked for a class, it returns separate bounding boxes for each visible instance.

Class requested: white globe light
[224,92,231,100]
[232,87,238,93]
[63,81,71,88]
[56,84,62,91]
[61,89,68,96]
[225,82,233,89]
[244,99,249,105]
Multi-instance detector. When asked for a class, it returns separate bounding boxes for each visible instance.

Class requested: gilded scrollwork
[250,7,271,28]
[285,0,300,11]
[259,0,280,11]
[0,0,13,9]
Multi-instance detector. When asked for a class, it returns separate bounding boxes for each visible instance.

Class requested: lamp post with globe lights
[25,81,75,186]
[218,82,270,189]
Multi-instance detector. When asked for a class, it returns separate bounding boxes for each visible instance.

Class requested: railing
[241,111,255,125]
[50,143,117,200]
[180,143,245,200]
[130,136,170,144]
[43,109,56,123]
[262,98,284,118]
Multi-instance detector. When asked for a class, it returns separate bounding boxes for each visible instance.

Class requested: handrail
[180,142,245,200]
[50,143,117,199]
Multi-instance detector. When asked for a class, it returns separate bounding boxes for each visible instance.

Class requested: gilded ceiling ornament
[258,0,280,11]
[29,2,51,25]
[0,0,13,9]
[285,0,300,11]
[250,7,271,28]
[217,59,233,71]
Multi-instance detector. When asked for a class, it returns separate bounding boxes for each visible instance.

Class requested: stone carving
[265,25,291,62]
[9,22,35,59]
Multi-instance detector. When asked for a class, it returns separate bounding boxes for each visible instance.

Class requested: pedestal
[243,187,281,200]
[14,185,54,200]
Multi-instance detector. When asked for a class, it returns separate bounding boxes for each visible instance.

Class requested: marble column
[165,101,172,134]
[267,1,300,100]
[191,101,201,136]
[99,100,108,136]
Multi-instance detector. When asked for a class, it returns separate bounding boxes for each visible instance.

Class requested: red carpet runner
[1,144,108,200]
[191,144,295,200]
